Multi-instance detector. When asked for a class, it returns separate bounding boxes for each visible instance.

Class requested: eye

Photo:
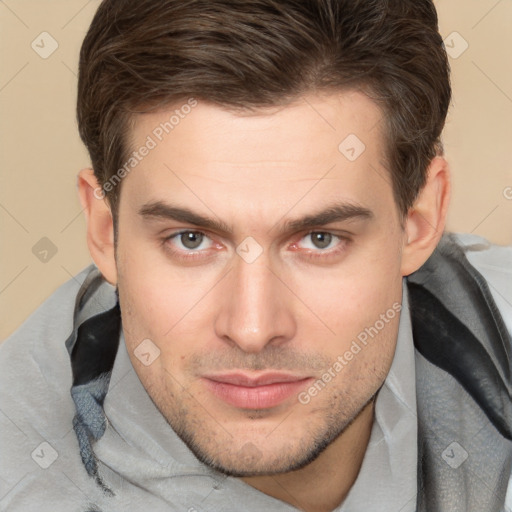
[167,230,213,251]
[298,232,340,251]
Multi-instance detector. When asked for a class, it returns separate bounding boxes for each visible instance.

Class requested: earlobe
[77,168,118,285]
[400,156,451,277]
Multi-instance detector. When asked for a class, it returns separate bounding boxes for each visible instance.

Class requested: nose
[214,252,296,353]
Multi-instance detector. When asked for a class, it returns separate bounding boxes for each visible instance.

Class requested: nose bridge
[215,252,295,352]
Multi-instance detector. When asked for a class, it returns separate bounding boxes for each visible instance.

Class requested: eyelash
[162,230,217,262]
[162,230,351,263]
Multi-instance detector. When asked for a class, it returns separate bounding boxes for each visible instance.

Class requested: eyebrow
[138,200,374,235]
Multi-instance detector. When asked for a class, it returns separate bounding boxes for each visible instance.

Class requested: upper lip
[203,372,311,387]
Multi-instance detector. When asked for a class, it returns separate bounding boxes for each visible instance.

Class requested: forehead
[129,91,384,167]
[119,91,392,225]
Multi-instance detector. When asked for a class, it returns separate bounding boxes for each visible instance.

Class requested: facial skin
[79,91,450,511]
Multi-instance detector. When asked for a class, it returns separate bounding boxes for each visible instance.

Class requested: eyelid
[162,229,222,264]
[296,231,344,248]
[162,228,351,262]
[165,229,213,248]
[287,230,352,260]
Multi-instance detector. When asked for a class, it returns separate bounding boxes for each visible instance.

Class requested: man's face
[115,91,406,476]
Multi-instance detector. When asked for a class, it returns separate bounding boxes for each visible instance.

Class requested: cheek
[116,234,196,328]
[293,251,402,340]
[286,238,403,387]
[117,248,222,368]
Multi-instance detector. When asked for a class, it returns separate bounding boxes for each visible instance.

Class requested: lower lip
[203,378,312,410]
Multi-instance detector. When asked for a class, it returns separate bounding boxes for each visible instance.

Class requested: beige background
[1,0,511,341]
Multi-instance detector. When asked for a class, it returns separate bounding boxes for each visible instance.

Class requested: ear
[77,168,118,285]
[400,156,451,276]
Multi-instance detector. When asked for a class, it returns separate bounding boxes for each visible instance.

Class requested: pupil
[181,232,203,249]
[313,232,331,249]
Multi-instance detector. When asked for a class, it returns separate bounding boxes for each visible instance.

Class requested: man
[1,0,511,511]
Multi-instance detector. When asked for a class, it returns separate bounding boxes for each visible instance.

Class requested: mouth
[201,372,313,410]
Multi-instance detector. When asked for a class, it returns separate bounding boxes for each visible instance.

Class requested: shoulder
[0,263,95,397]
[0,264,106,510]
[454,235,512,512]
[453,232,512,273]
[450,233,512,335]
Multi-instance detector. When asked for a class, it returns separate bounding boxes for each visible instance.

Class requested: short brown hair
[77,0,451,223]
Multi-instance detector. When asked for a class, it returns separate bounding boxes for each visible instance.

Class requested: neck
[240,399,375,512]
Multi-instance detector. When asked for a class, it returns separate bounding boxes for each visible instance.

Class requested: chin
[173,419,347,477]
